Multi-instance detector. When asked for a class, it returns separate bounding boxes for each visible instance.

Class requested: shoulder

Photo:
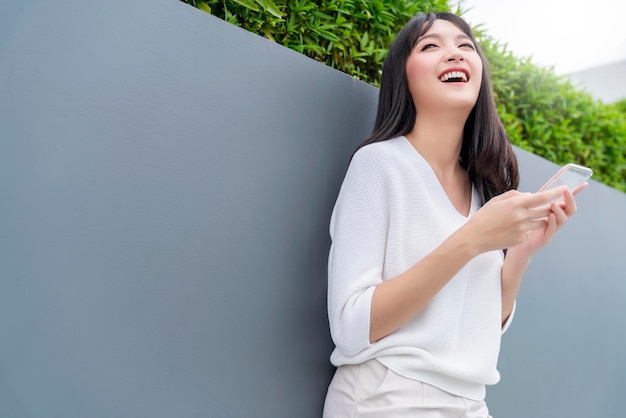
[350,137,408,174]
[340,137,413,205]
[333,140,406,224]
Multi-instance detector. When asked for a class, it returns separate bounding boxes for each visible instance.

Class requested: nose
[446,49,464,62]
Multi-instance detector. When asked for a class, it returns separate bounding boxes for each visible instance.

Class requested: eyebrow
[416,33,473,43]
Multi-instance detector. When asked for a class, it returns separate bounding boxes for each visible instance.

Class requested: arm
[329,149,576,353]
[500,188,581,325]
[370,226,480,343]
[500,246,530,327]
[327,152,477,350]
[369,187,573,343]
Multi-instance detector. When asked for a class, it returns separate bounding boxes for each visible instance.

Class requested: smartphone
[539,163,593,193]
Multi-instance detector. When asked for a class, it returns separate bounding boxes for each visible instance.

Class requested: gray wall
[567,59,626,103]
[0,0,624,417]
[489,149,626,417]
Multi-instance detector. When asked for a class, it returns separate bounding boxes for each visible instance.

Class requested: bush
[614,98,626,114]
[184,0,626,192]
[480,36,626,191]
[184,0,450,84]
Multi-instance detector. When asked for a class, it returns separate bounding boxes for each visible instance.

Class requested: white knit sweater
[327,136,514,401]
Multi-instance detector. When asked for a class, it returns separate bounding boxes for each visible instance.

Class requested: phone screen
[540,163,593,192]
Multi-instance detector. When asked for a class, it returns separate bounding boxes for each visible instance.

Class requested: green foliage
[183,0,212,13]
[180,0,626,192]
[182,0,450,85]
[614,98,626,114]
[480,36,626,192]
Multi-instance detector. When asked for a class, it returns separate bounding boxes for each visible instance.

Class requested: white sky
[456,0,626,74]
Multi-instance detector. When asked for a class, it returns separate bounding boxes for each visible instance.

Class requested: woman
[323,11,582,418]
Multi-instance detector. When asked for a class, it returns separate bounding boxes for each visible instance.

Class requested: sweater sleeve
[501,300,516,334]
[327,148,391,357]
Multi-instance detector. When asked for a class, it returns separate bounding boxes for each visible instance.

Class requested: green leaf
[256,0,282,18]
[196,1,211,13]
[360,31,369,50]
[190,0,626,192]
[231,0,260,12]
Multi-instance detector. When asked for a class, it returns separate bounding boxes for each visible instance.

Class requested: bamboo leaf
[186,0,626,192]
[256,0,282,18]
[360,31,369,50]
[231,0,259,12]
[196,1,211,13]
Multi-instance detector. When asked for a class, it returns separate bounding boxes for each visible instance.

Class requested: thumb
[491,189,525,202]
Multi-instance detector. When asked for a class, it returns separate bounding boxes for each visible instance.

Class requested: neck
[406,109,468,174]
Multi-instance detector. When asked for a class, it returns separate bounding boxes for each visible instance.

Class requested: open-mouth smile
[438,70,469,83]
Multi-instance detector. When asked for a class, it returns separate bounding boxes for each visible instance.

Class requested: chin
[445,92,479,109]
[439,96,478,112]
[416,92,478,114]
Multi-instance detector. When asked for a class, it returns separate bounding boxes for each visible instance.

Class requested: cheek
[471,57,484,88]
[405,57,418,76]
[473,69,484,94]
[405,58,428,90]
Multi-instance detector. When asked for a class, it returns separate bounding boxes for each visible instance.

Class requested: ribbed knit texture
[327,136,513,401]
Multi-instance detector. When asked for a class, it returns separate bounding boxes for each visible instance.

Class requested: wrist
[504,245,532,270]
[450,222,484,260]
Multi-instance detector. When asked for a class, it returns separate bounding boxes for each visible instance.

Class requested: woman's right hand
[464,186,569,253]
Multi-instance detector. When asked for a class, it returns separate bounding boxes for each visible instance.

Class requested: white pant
[323,359,493,418]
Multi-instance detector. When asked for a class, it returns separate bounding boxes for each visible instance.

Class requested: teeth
[439,71,468,82]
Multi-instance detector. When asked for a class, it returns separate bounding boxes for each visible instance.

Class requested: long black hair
[356,12,519,205]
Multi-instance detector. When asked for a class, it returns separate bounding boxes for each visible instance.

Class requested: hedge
[481,37,626,192]
[184,0,626,192]
[192,0,450,82]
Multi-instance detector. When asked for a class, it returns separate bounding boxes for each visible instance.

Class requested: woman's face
[405,19,483,114]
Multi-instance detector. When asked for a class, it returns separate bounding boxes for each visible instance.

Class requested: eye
[459,42,475,50]
[420,43,438,51]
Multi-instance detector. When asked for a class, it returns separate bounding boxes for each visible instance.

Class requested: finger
[562,189,578,216]
[544,212,558,240]
[527,186,568,208]
[492,189,525,202]
[528,204,554,220]
[550,202,568,226]
[572,182,588,196]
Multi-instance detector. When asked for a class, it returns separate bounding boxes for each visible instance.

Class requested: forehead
[420,19,468,38]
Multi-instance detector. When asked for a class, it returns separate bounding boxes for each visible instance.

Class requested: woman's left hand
[512,183,585,257]
[500,183,587,325]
